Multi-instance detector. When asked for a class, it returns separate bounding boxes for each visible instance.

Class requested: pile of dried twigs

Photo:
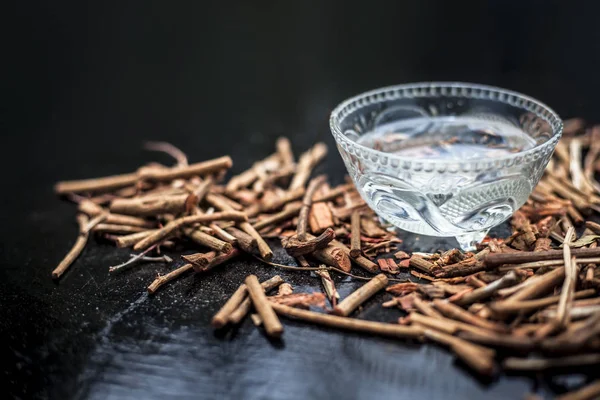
[53,119,600,399]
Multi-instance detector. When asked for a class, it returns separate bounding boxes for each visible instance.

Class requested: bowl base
[377,215,489,252]
[454,230,489,252]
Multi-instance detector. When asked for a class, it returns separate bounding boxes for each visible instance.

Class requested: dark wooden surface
[3,1,600,399]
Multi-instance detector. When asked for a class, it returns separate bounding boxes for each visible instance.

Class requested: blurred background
[6,1,600,178]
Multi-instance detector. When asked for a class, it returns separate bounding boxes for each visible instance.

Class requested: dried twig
[556,380,600,400]
[297,175,327,240]
[289,143,327,190]
[133,211,247,251]
[253,202,303,231]
[52,214,90,279]
[147,263,194,294]
[317,267,339,304]
[350,211,361,258]
[109,244,168,273]
[332,274,388,316]
[504,354,600,371]
[455,271,519,307]
[184,227,233,253]
[143,141,188,167]
[245,275,284,338]
[227,276,285,325]
[282,228,335,257]
[556,231,577,327]
[485,247,600,266]
[272,303,424,339]
[276,137,294,167]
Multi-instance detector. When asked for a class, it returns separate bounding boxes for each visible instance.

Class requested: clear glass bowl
[330,82,563,251]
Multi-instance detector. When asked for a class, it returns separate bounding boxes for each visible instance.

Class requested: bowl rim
[329,82,563,167]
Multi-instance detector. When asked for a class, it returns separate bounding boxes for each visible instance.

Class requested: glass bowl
[330,82,562,251]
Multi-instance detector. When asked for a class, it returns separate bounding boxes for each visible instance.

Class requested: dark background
[3,1,600,399]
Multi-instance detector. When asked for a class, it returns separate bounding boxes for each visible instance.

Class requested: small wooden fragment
[408,312,456,334]
[308,202,335,234]
[485,247,600,266]
[133,211,247,251]
[282,228,335,257]
[412,297,444,319]
[253,164,295,193]
[541,313,600,353]
[225,226,257,253]
[81,213,109,234]
[212,283,249,328]
[261,187,305,212]
[556,238,577,327]
[239,222,273,261]
[268,292,326,308]
[409,256,438,275]
[92,223,148,234]
[78,200,154,227]
[350,211,361,257]
[436,258,487,278]
[182,251,217,268]
[250,314,263,327]
[272,303,424,339]
[296,255,310,268]
[330,239,379,273]
[55,173,139,194]
[289,142,327,190]
[360,216,388,238]
[252,202,303,231]
[109,194,188,216]
[316,267,339,303]
[422,329,495,376]
[226,153,279,193]
[433,299,508,333]
[113,230,158,248]
[52,214,90,279]
[332,274,388,316]
[276,137,294,167]
[147,263,194,294]
[296,175,326,240]
[277,283,294,296]
[378,258,399,274]
[545,175,590,210]
[505,266,566,302]
[465,275,487,289]
[533,237,552,252]
[140,156,233,182]
[195,249,240,273]
[557,380,600,400]
[184,176,213,212]
[206,192,244,212]
[228,276,285,324]
[455,271,518,307]
[184,227,233,253]
[245,275,284,338]
[311,244,351,272]
[586,221,600,235]
[504,354,600,371]
[209,223,237,244]
[490,289,595,315]
[536,305,600,321]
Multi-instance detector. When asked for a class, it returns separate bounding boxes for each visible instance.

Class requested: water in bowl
[353,115,536,250]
